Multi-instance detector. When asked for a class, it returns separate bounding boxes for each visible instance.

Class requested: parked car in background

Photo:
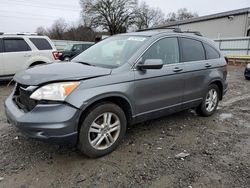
[5,29,228,158]
[244,63,250,80]
[0,33,59,80]
[59,43,94,61]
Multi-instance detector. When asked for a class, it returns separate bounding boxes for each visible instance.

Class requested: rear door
[0,39,4,75]
[134,37,185,117]
[2,37,32,75]
[179,37,209,107]
[29,37,54,62]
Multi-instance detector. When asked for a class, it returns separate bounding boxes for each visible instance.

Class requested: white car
[0,33,59,80]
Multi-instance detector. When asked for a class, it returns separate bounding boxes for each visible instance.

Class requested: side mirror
[137,59,163,70]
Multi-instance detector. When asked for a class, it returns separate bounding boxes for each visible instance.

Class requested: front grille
[13,84,37,112]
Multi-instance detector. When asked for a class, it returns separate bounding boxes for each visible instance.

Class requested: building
[161,8,250,39]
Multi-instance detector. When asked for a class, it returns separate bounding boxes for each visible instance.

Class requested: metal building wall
[176,14,249,38]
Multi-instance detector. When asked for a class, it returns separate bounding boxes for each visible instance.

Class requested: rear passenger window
[3,38,31,52]
[30,38,52,50]
[0,39,3,53]
[204,43,220,59]
[180,38,205,62]
[142,37,179,64]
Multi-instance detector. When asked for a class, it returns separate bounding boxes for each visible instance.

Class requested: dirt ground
[0,66,250,188]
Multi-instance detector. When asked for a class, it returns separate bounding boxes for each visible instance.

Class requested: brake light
[52,51,59,60]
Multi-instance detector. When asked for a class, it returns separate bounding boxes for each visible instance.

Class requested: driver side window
[142,37,179,65]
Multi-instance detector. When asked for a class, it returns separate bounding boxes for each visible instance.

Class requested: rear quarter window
[204,43,220,59]
[29,38,53,50]
[180,38,206,62]
[3,38,31,52]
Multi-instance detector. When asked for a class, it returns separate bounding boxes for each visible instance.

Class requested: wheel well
[78,96,133,131]
[29,61,46,67]
[210,81,223,100]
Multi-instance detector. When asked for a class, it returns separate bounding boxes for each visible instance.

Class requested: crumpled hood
[14,62,111,86]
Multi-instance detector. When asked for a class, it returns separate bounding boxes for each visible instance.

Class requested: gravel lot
[0,65,250,188]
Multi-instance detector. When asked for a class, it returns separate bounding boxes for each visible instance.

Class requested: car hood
[14,62,112,86]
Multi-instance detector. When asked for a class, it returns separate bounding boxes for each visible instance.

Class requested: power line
[0,14,77,22]
[0,1,81,12]
[8,0,81,8]
[0,10,79,20]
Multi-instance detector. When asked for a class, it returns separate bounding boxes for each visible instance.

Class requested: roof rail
[0,32,38,36]
[181,31,203,36]
[137,27,181,32]
[136,27,203,36]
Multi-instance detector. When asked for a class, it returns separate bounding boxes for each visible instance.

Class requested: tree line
[37,0,198,41]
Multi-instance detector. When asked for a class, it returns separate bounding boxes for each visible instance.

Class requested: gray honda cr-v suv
[5,29,228,157]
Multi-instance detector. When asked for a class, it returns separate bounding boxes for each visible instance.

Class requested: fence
[214,37,250,56]
[52,40,94,51]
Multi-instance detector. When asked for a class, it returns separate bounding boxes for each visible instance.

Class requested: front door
[133,37,185,118]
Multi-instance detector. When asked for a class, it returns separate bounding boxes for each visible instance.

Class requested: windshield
[64,44,73,51]
[71,36,148,68]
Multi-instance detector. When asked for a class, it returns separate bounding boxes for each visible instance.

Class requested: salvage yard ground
[0,65,250,188]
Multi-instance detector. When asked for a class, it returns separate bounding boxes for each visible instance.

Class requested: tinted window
[204,43,220,59]
[82,44,93,50]
[72,44,82,51]
[142,37,179,64]
[180,38,205,62]
[30,38,52,50]
[3,38,31,52]
[0,39,3,53]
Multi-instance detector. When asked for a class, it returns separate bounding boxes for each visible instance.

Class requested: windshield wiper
[74,61,95,66]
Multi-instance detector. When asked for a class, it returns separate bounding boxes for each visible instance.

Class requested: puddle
[219,113,233,121]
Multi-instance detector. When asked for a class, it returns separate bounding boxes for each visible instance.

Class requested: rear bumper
[4,93,80,144]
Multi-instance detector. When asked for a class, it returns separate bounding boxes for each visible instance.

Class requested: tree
[134,2,165,30]
[166,8,198,22]
[36,26,48,36]
[48,18,68,40]
[80,0,138,35]
[64,25,96,41]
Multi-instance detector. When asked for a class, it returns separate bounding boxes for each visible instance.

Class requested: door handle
[173,67,183,72]
[205,63,212,68]
[24,54,31,57]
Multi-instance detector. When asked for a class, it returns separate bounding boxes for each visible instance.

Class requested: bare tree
[36,26,48,36]
[80,0,138,35]
[166,8,198,22]
[64,25,96,41]
[134,2,165,30]
[47,18,68,40]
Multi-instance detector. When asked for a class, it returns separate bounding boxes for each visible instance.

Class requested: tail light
[52,51,60,60]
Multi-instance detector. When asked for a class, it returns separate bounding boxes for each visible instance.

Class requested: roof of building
[160,7,250,27]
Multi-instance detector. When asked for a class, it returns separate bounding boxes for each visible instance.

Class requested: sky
[0,0,249,33]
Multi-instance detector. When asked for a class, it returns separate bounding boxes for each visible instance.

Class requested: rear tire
[63,56,70,61]
[78,102,127,158]
[197,84,219,117]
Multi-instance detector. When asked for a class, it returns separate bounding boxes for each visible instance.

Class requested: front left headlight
[30,82,80,101]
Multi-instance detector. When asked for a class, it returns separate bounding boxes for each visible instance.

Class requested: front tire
[78,103,127,158]
[197,84,219,117]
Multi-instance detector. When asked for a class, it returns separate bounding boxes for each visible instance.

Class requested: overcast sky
[0,0,249,33]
